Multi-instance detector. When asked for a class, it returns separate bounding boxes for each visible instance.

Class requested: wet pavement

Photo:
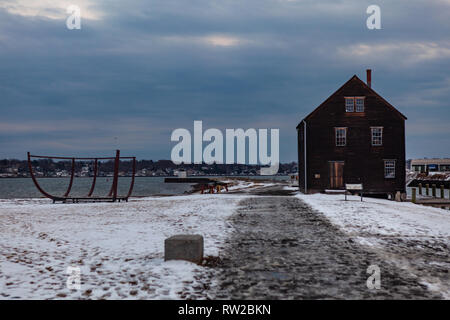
[212,196,442,299]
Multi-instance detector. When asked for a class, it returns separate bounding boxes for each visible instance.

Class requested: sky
[0,0,449,161]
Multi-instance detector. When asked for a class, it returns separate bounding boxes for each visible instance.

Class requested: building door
[329,161,344,189]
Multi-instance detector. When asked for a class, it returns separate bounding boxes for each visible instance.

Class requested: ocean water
[0,176,290,199]
[0,177,192,199]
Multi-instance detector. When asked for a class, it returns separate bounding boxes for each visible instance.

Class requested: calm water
[0,177,192,199]
[0,176,290,199]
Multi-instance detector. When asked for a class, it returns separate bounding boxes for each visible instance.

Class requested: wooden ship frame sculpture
[27,150,136,203]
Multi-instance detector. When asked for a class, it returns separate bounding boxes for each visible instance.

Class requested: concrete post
[164,234,204,264]
[418,183,422,195]
[412,188,416,203]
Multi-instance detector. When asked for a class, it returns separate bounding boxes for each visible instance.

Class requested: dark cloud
[0,0,449,160]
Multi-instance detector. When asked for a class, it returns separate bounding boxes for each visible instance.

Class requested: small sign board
[345,183,363,190]
[345,183,363,201]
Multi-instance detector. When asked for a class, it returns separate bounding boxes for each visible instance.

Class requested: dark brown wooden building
[297,70,407,197]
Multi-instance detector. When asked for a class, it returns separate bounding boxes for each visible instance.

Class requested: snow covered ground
[0,194,246,299]
[296,193,450,239]
[296,193,450,299]
[216,179,276,192]
[1,183,448,300]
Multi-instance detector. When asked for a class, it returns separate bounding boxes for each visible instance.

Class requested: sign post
[345,183,364,201]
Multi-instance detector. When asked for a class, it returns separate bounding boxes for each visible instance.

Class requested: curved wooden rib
[63,158,75,197]
[107,166,115,197]
[87,159,98,197]
[27,152,57,200]
[126,157,136,198]
[107,150,120,197]
[107,181,114,197]
[111,150,120,200]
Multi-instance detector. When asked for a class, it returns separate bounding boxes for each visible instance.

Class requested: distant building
[297,70,407,197]
[175,170,187,178]
[411,159,450,173]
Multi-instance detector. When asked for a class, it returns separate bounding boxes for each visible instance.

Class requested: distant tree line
[0,158,298,176]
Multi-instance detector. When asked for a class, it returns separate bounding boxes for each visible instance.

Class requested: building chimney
[366,69,372,88]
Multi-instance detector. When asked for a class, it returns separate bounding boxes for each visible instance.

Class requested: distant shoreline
[0,175,291,179]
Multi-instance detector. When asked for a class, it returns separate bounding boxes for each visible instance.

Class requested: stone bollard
[418,183,422,195]
[441,185,445,199]
[412,188,416,203]
[426,184,429,196]
[432,184,436,197]
[164,234,204,264]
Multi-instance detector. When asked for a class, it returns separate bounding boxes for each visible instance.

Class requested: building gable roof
[296,75,407,128]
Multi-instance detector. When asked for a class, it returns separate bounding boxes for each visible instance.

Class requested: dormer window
[345,98,354,112]
[345,97,365,112]
[355,97,365,112]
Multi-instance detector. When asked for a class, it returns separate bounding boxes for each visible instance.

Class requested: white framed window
[345,98,354,112]
[371,127,383,146]
[355,97,365,112]
[335,127,347,146]
[384,160,396,178]
[346,97,365,112]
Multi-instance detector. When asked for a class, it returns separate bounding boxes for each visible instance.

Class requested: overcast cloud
[0,0,449,160]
